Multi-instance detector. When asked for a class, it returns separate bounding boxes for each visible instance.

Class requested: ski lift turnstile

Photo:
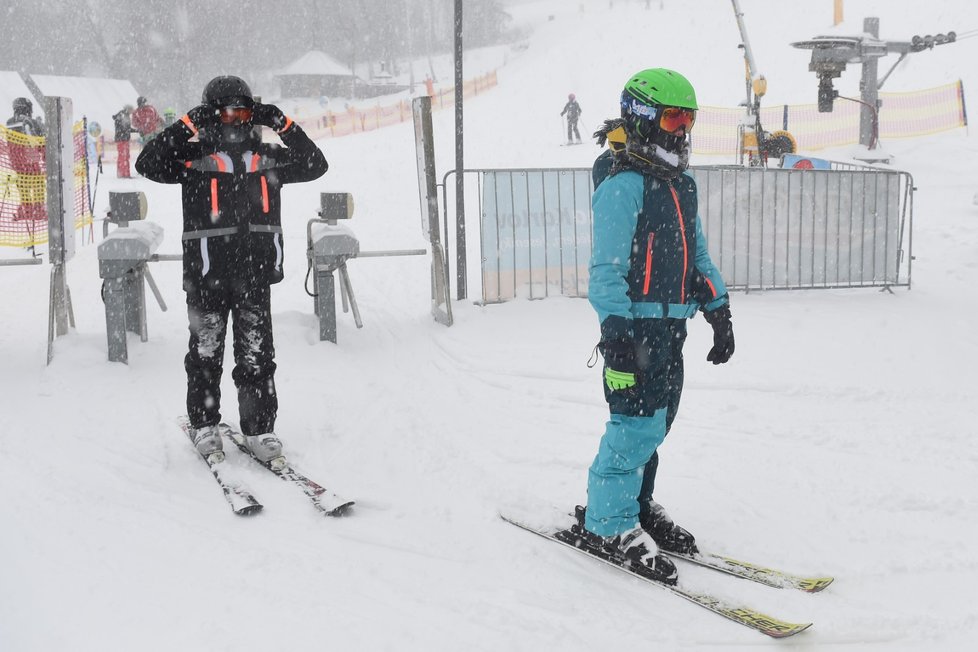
[97,191,177,363]
[307,193,426,343]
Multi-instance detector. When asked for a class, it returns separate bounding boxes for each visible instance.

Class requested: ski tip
[322,501,355,517]
[798,577,835,593]
[765,621,813,638]
[235,503,264,516]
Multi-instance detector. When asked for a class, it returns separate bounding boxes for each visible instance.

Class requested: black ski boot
[640,499,699,555]
[562,505,678,585]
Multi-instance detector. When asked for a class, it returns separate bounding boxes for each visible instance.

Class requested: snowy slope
[2,1,978,650]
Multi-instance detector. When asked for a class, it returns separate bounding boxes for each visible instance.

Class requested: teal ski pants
[585,318,686,537]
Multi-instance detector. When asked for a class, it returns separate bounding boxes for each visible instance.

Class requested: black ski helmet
[200,75,257,147]
[202,75,255,109]
[13,97,32,115]
[137,96,148,107]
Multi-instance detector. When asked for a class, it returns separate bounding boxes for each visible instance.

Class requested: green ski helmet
[620,68,697,151]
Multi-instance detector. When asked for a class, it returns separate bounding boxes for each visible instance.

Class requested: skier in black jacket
[6,97,45,136]
[560,93,582,144]
[136,75,328,468]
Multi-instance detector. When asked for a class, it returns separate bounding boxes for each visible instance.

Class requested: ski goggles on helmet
[621,94,696,135]
[658,107,695,134]
[219,106,253,125]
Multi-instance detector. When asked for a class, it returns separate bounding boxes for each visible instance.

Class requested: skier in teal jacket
[577,69,735,583]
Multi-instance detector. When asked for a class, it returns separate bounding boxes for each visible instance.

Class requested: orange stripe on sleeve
[180,114,197,136]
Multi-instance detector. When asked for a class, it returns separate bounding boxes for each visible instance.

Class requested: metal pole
[454,0,466,300]
[860,18,880,149]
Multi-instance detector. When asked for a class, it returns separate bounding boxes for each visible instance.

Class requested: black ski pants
[185,281,277,436]
[567,117,581,142]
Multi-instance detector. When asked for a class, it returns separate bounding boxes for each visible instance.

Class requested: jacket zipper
[260,175,269,213]
[642,233,655,295]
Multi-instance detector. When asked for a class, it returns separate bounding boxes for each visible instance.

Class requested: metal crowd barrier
[446,162,913,304]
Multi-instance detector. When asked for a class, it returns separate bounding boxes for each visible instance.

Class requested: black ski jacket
[135,116,328,290]
[6,112,45,136]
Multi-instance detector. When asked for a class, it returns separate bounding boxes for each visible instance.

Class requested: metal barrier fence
[451,163,913,303]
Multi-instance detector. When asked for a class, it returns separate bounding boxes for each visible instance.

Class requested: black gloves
[599,338,639,391]
[252,103,289,132]
[184,104,220,134]
[703,306,735,365]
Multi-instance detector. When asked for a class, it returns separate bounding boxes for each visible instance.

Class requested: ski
[569,506,833,592]
[219,423,354,517]
[178,416,263,516]
[664,550,834,593]
[501,512,812,639]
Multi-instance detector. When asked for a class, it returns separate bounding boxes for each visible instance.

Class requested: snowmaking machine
[730,0,797,167]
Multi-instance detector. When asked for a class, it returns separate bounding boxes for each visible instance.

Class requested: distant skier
[112,105,138,178]
[6,97,45,136]
[560,93,582,144]
[131,96,163,144]
[570,69,734,583]
[135,75,328,467]
[6,98,46,222]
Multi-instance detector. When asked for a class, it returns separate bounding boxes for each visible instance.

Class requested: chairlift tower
[792,17,958,151]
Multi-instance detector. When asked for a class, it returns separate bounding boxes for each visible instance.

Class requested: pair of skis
[501,509,833,639]
[179,416,353,517]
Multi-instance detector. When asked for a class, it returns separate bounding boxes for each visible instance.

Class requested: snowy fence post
[45,96,76,365]
[412,96,453,327]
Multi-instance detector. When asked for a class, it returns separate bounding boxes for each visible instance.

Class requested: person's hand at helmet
[252,103,290,132]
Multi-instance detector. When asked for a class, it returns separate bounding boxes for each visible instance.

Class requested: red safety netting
[0,120,93,248]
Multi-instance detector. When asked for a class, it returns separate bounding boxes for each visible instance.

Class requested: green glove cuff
[605,368,637,391]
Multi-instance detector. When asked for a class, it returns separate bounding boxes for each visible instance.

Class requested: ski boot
[563,505,678,585]
[245,433,286,471]
[640,499,699,555]
[192,424,224,463]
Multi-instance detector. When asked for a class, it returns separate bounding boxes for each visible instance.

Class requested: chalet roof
[279,50,354,77]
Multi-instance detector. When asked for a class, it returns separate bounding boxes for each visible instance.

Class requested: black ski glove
[183,104,220,135]
[599,338,639,390]
[252,102,289,132]
[703,306,735,365]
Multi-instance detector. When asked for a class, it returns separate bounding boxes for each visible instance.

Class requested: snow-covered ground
[2,1,977,650]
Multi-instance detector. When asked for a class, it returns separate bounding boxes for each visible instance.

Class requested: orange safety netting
[0,120,93,248]
[295,71,499,140]
[693,81,967,156]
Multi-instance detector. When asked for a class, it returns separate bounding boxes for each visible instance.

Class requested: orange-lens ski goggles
[659,107,696,134]
[219,107,253,125]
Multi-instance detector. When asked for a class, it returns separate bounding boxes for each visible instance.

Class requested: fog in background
[1,0,516,110]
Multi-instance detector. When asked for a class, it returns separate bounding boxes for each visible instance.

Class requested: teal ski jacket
[589,151,729,341]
